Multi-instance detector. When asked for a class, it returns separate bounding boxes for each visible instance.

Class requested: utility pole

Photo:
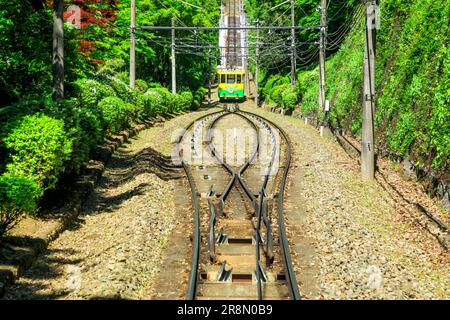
[244,23,250,97]
[361,0,378,180]
[129,0,136,88]
[318,0,327,109]
[171,18,177,94]
[255,19,260,106]
[290,0,296,85]
[52,0,64,100]
[208,50,212,106]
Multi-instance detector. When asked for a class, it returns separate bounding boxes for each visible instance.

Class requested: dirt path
[3,108,220,300]
[241,103,449,299]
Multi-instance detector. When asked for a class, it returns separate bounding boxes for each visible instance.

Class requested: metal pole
[255,19,260,106]
[129,0,136,88]
[318,0,326,108]
[291,0,296,85]
[361,0,377,180]
[244,18,250,96]
[171,18,177,94]
[208,50,212,106]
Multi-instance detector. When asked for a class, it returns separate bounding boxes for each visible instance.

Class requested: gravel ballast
[2,108,220,300]
[241,104,449,300]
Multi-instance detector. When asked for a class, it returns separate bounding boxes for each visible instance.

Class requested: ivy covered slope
[251,0,449,176]
[0,0,219,240]
[303,0,449,175]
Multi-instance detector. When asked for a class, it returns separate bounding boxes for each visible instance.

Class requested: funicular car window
[227,75,235,83]
[221,74,225,83]
[237,75,242,83]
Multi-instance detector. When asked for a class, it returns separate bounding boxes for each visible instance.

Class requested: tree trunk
[52,0,64,100]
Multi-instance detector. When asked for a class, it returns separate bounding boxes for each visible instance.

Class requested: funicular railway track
[225,0,242,69]
[176,106,300,300]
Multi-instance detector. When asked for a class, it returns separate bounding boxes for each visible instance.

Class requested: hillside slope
[259,0,450,175]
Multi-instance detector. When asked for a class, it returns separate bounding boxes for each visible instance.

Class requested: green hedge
[0,59,205,239]
[98,96,134,133]
[4,113,72,190]
[0,174,41,241]
[262,75,300,110]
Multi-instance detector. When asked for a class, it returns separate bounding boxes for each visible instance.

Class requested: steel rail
[176,110,225,300]
[207,109,279,300]
[206,111,260,204]
[239,109,301,300]
[204,110,260,263]
[239,112,278,301]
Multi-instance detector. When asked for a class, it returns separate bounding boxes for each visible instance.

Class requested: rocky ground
[241,103,449,300]
[2,97,448,300]
[3,108,220,300]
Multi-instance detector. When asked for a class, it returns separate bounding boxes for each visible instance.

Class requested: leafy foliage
[4,113,72,190]
[0,173,41,240]
[252,0,449,174]
[0,0,213,237]
[98,96,134,133]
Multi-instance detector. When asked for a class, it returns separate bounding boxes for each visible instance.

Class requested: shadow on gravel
[83,182,151,215]
[103,146,182,186]
[75,146,182,220]
[0,243,83,300]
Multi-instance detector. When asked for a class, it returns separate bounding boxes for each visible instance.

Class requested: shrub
[282,89,298,110]
[270,84,289,106]
[192,88,206,110]
[180,91,194,111]
[4,113,72,190]
[74,78,115,108]
[132,89,145,119]
[263,74,282,99]
[148,88,172,113]
[97,59,126,77]
[44,99,104,174]
[0,174,41,240]
[109,77,135,104]
[98,96,133,133]
[135,79,149,92]
[141,91,159,119]
[147,82,163,89]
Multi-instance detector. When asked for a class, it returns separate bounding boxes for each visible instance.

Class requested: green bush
[147,82,164,89]
[262,74,282,100]
[74,78,115,108]
[44,99,104,174]
[98,96,133,133]
[135,79,149,92]
[192,87,206,109]
[140,91,159,119]
[4,114,72,190]
[282,88,298,110]
[109,77,135,104]
[271,84,290,106]
[180,91,194,111]
[0,173,41,240]
[148,87,172,113]
[132,89,145,119]
[97,59,126,77]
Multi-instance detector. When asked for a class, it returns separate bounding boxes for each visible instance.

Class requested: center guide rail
[177,106,300,300]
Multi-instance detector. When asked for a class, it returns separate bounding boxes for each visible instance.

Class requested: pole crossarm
[134,25,323,31]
